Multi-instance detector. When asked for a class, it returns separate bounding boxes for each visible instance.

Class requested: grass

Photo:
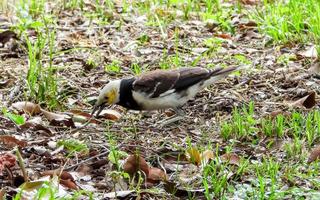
[2,0,320,199]
[221,102,320,145]
[252,0,320,46]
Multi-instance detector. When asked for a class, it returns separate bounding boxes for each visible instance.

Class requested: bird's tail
[204,66,238,87]
[209,66,238,77]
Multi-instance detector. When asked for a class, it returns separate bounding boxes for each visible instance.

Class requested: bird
[92,66,237,125]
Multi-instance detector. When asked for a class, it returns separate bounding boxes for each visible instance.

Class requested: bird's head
[91,80,121,117]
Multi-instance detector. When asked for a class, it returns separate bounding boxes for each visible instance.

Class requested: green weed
[252,0,320,45]
[57,138,89,155]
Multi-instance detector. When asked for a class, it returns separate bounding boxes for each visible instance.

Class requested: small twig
[64,146,119,170]
[15,147,28,182]
[69,115,96,134]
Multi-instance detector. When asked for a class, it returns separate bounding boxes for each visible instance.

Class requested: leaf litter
[0,0,320,199]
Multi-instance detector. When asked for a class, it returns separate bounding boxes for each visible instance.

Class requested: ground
[0,0,320,199]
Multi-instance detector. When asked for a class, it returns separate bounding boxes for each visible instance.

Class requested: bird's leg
[157,107,185,127]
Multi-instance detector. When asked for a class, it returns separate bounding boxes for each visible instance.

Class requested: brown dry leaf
[0,30,17,45]
[90,159,108,169]
[298,45,318,59]
[147,167,168,182]
[291,91,316,109]
[308,62,320,75]
[42,169,77,190]
[308,146,320,163]
[0,79,14,89]
[19,121,53,136]
[221,153,240,166]
[60,179,78,190]
[0,152,16,174]
[69,109,99,124]
[0,135,27,148]
[186,147,201,166]
[41,109,75,128]
[123,154,149,177]
[201,150,215,165]
[98,109,122,121]
[42,169,74,181]
[12,101,41,115]
[215,33,232,40]
[270,110,291,118]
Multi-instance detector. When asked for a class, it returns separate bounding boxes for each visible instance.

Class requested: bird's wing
[133,67,212,98]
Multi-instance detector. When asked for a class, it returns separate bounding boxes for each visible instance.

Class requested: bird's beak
[91,103,107,117]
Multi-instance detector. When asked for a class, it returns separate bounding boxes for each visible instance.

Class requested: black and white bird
[92,66,237,125]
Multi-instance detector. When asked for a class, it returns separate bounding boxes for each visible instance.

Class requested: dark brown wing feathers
[133,70,179,97]
[133,67,236,98]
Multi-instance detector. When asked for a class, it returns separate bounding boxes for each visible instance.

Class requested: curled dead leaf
[0,30,18,45]
[221,153,240,166]
[60,179,78,190]
[12,101,41,115]
[147,167,168,182]
[291,91,316,109]
[98,109,121,121]
[308,146,320,163]
[0,135,27,148]
[70,110,100,124]
[41,109,75,128]
[123,154,149,177]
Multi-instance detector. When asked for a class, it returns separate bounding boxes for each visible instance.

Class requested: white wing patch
[159,89,175,97]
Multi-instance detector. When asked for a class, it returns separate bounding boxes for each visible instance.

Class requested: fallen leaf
[42,169,77,190]
[90,159,108,169]
[60,179,78,190]
[0,135,27,148]
[291,91,316,109]
[12,101,41,115]
[221,153,240,166]
[298,45,318,59]
[0,152,16,174]
[41,109,75,128]
[308,145,320,163]
[308,62,320,75]
[0,79,13,89]
[270,110,291,118]
[123,154,149,177]
[201,150,215,165]
[42,169,74,181]
[215,33,232,40]
[0,30,18,45]
[19,122,53,136]
[103,190,135,198]
[164,181,206,198]
[147,167,168,182]
[69,109,99,124]
[186,147,201,166]
[98,109,122,120]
